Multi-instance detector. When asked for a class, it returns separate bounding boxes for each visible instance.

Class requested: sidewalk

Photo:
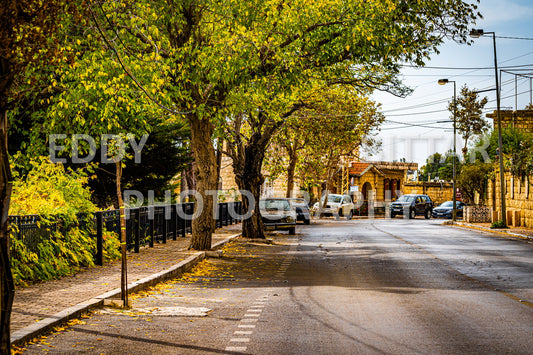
[10,224,242,346]
[451,221,533,241]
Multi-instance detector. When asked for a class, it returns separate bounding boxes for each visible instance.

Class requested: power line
[496,35,533,41]
[384,109,448,117]
[381,120,449,130]
[381,77,518,115]
[400,63,533,70]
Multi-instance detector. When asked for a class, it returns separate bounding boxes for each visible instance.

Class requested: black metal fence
[9,201,243,266]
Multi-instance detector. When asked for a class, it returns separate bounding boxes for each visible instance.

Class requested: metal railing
[9,201,243,266]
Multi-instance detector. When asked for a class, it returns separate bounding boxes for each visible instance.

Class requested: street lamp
[438,78,457,223]
[470,29,506,227]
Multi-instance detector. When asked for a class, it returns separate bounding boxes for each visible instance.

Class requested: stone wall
[487,172,533,228]
[404,182,454,205]
[482,111,533,227]
[349,166,411,203]
[486,110,533,132]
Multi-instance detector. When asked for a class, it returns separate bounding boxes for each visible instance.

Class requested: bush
[8,157,120,286]
[490,220,507,229]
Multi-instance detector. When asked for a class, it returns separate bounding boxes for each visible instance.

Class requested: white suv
[313,194,354,220]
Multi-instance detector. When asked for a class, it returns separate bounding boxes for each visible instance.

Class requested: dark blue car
[431,201,466,219]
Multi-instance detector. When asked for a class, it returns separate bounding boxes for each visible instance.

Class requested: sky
[367,0,533,169]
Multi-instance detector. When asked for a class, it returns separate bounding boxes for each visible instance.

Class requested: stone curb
[449,222,533,241]
[11,233,241,346]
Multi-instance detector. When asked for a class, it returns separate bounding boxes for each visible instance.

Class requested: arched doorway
[361,181,372,201]
[357,181,373,216]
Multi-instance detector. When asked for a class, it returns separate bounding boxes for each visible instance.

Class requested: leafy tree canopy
[447,85,489,157]
[269,86,384,193]
[420,151,460,182]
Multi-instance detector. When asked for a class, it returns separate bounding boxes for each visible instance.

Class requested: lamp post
[438,79,457,222]
[470,29,506,227]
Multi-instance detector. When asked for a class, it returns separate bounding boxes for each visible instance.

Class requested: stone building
[346,161,418,203]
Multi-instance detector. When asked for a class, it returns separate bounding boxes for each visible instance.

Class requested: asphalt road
[20,219,533,354]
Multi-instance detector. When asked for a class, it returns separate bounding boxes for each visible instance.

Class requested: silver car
[312,194,354,220]
[259,198,297,234]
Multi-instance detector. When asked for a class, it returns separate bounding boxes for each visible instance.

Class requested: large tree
[0,1,81,351]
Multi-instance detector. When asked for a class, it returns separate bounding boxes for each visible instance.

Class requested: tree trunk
[0,110,14,354]
[235,135,266,239]
[285,148,297,198]
[183,161,197,192]
[188,114,217,250]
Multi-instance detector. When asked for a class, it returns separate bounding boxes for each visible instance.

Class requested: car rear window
[396,195,415,202]
[260,199,291,211]
[327,195,342,203]
[290,198,307,205]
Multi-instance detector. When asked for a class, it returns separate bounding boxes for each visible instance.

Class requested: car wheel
[390,212,396,219]
[288,227,296,235]
[409,209,416,219]
[304,218,310,225]
[425,209,431,219]
[346,210,353,220]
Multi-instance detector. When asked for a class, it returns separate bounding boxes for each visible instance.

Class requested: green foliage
[8,157,120,286]
[480,127,533,178]
[10,221,120,287]
[9,156,96,219]
[88,127,191,208]
[500,128,533,178]
[420,152,460,182]
[273,86,385,192]
[490,220,507,229]
[456,162,492,205]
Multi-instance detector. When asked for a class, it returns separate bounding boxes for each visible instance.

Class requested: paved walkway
[453,221,533,240]
[10,224,241,337]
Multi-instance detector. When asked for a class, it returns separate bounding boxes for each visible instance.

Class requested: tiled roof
[349,162,371,175]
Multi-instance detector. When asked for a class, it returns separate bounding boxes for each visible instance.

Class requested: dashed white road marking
[225,346,247,352]
[225,240,297,353]
[234,331,253,335]
[230,338,250,343]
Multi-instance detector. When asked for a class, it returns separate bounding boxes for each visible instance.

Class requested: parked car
[259,198,297,234]
[390,194,433,219]
[432,200,466,219]
[312,194,354,220]
[289,198,311,225]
